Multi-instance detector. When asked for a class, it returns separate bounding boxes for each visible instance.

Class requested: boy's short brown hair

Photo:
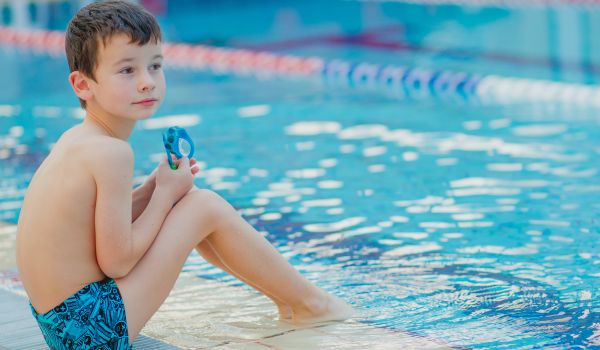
[65,0,162,108]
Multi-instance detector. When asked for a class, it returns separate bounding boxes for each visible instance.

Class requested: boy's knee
[184,188,231,216]
[186,187,218,201]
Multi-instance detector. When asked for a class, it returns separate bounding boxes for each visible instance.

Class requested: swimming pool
[1,1,599,349]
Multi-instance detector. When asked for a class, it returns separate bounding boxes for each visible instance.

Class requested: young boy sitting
[16,1,353,348]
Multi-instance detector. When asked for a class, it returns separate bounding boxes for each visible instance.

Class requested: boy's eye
[119,67,134,74]
[150,63,162,71]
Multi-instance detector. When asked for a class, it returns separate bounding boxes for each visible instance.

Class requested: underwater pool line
[2,25,600,107]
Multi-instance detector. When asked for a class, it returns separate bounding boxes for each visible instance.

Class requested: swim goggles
[162,126,195,170]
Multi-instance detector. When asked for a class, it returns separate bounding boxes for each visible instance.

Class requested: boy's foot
[287,293,355,325]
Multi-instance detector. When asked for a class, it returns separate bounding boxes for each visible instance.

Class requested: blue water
[1,1,600,349]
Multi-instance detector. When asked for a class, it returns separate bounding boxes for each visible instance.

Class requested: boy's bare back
[17,124,130,314]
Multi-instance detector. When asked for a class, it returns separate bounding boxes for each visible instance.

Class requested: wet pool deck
[0,221,453,349]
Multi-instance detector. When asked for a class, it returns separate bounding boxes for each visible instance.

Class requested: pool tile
[259,324,453,350]
[211,341,275,349]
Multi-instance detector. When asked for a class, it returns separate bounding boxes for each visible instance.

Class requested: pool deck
[0,221,454,349]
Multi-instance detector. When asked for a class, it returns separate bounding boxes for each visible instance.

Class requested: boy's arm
[131,157,197,221]
[89,140,175,278]
[132,181,153,222]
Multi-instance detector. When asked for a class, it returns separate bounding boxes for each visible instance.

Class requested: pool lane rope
[355,0,600,8]
[2,26,600,107]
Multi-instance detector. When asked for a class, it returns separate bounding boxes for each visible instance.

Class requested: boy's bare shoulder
[79,135,134,173]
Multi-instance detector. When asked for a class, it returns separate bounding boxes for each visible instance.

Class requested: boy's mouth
[133,98,158,106]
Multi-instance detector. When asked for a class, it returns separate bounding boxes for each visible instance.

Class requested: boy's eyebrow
[113,55,164,66]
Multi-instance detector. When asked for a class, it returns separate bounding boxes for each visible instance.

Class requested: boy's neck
[83,106,135,141]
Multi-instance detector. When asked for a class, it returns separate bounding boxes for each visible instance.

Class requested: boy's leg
[187,192,353,324]
[115,190,219,341]
[195,241,292,319]
[116,189,353,342]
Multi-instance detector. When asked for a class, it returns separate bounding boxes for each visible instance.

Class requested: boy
[16,1,353,348]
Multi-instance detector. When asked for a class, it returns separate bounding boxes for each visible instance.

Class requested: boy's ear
[68,71,93,102]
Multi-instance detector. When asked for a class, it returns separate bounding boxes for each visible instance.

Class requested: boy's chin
[136,112,155,120]
[132,109,158,120]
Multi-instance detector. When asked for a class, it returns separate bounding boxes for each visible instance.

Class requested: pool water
[1,1,599,349]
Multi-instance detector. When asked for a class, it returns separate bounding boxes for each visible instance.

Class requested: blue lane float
[320,60,484,102]
[319,58,600,107]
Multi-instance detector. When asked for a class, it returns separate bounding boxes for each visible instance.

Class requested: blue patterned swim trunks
[29,278,132,349]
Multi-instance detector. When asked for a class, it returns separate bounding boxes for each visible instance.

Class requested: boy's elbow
[103,266,130,279]
[99,262,129,279]
[98,254,134,279]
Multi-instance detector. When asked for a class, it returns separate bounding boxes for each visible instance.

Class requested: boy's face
[87,33,165,121]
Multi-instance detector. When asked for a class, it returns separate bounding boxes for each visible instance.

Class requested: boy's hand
[143,156,199,193]
[155,155,199,203]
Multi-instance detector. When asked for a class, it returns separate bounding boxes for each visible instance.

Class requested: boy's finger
[178,156,190,170]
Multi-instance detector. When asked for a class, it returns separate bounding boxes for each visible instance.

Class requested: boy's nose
[138,73,155,92]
